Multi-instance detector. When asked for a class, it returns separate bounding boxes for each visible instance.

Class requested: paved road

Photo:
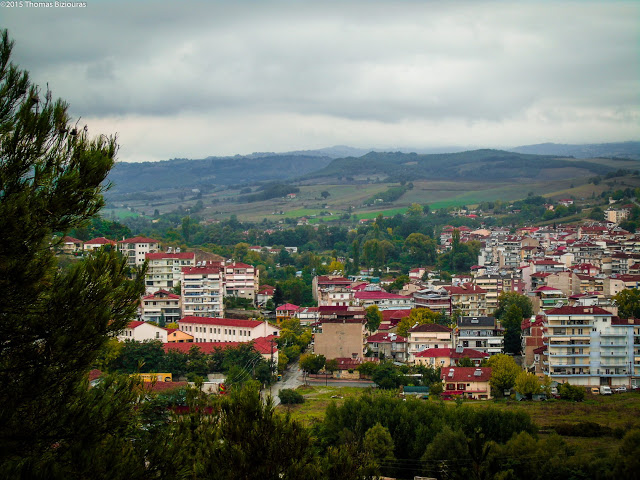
[267,359,303,406]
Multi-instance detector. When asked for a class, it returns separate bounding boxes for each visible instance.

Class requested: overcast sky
[4,1,638,162]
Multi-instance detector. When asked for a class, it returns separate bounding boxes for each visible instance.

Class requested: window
[457,383,466,390]
[446,383,455,390]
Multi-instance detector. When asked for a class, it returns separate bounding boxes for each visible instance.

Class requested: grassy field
[278,385,640,436]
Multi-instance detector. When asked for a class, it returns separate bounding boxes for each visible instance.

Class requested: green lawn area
[276,385,378,425]
[103,208,142,220]
[279,386,640,438]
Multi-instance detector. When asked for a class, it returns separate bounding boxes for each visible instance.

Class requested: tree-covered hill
[301,149,620,183]
[106,154,334,193]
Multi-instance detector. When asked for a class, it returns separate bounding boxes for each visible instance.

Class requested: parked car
[615,386,628,393]
[600,386,612,395]
[590,387,600,395]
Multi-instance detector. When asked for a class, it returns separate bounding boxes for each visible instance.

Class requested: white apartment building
[223,262,259,302]
[542,305,638,388]
[178,317,280,343]
[140,290,181,324]
[145,251,196,293]
[455,316,504,356]
[118,321,168,342]
[406,323,453,364]
[118,236,160,267]
[181,265,225,318]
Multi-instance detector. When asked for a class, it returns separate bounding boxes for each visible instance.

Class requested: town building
[223,261,259,302]
[455,316,503,356]
[414,347,488,368]
[118,236,160,267]
[366,332,407,362]
[145,251,196,293]
[313,306,367,361]
[177,317,280,343]
[542,305,637,388]
[118,321,168,342]
[441,367,493,400]
[140,290,182,324]
[181,264,225,318]
[406,323,453,364]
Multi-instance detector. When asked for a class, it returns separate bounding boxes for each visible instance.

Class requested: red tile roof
[85,237,116,245]
[366,333,407,343]
[119,236,159,244]
[62,236,83,243]
[443,284,486,295]
[416,348,488,359]
[127,321,146,329]
[178,317,267,328]
[146,252,195,260]
[441,367,492,382]
[163,335,278,355]
[354,291,411,300]
[276,303,299,311]
[545,306,612,316]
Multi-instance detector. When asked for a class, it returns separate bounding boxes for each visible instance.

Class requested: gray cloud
[3,1,638,161]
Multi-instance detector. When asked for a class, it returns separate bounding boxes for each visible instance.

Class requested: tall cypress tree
[0,30,145,476]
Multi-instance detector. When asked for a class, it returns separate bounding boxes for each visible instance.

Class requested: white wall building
[181,264,225,318]
[178,317,280,343]
[145,251,195,293]
[118,321,168,342]
[118,236,160,267]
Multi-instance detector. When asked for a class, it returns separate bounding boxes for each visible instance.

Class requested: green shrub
[279,388,304,404]
[558,382,585,402]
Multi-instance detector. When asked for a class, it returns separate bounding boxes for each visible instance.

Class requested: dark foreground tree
[0,30,145,476]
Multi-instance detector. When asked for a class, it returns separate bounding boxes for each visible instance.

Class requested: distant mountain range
[507,141,640,159]
[106,141,640,197]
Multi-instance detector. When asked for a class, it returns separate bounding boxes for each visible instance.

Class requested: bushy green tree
[300,353,326,374]
[486,354,521,396]
[365,305,383,332]
[514,371,541,399]
[613,288,640,319]
[0,30,146,475]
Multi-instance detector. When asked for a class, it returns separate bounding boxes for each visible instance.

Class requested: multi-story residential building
[473,273,524,314]
[297,306,319,326]
[542,306,636,388]
[414,347,488,368]
[318,286,355,307]
[118,320,168,342]
[312,275,352,302]
[140,289,181,324]
[354,289,413,311]
[455,316,503,356]
[223,261,259,302]
[532,285,568,311]
[406,323,453,364]
[413,288,452,315]
[314,306,367,360]
[442,284,488,317]
[177,317,279,343]
[366,332,407,362]
[181,264,225,318]
[543,307,635,387]
[118,236,160,267]
[145,252,196,293]
[521,315,546,375]
[606,207,630,224]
